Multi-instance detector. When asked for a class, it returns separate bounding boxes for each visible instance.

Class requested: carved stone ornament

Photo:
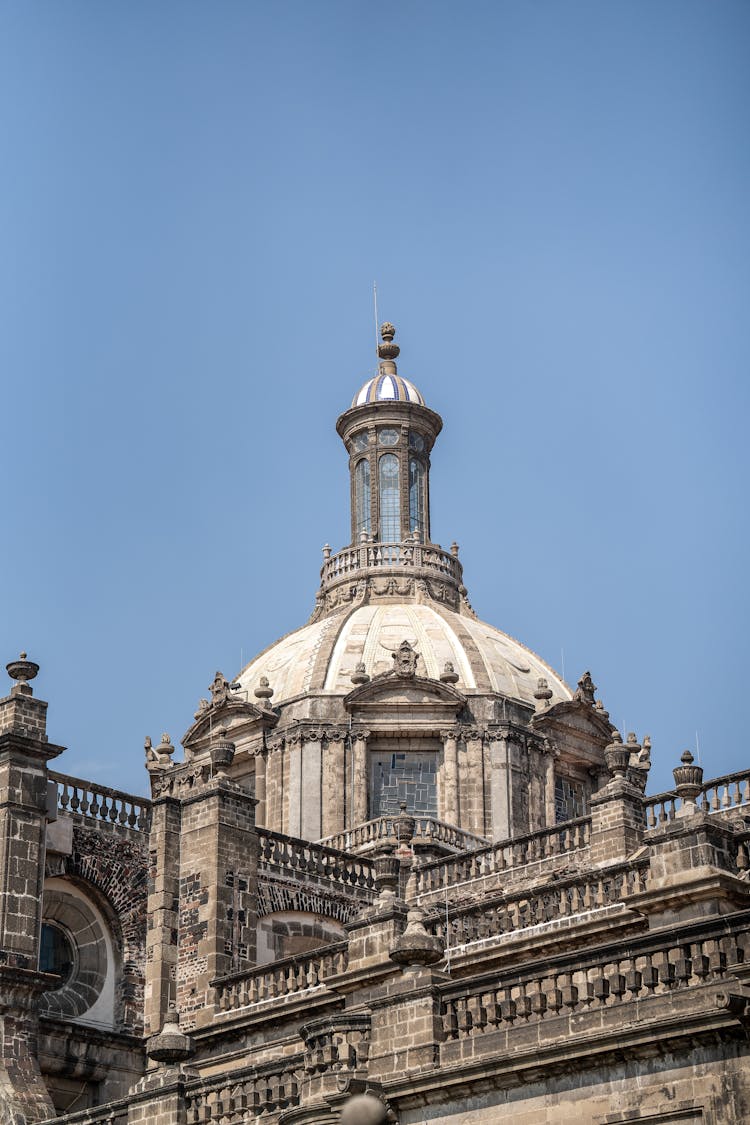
[574,670,597,706]
[209,671,231,707]
[440,661,459,685]
[392,640,418,678]
[534,677,553,711]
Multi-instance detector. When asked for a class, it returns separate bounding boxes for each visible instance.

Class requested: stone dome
[352,372,425,408]
[237,602,570,709]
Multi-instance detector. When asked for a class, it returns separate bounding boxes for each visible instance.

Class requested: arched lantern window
[409,458,425,535]
[354,458,371,537]
[378,454,400,542]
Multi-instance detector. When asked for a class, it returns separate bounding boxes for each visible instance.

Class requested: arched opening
[354,457,371,537]
[409,457,425,535]
[378,453,400,542]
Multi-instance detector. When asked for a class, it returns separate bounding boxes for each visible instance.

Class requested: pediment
[344,673,466,714]
[182,698,277,752]
[532,697,613,741]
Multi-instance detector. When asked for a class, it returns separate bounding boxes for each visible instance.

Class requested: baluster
[58,781,70,813]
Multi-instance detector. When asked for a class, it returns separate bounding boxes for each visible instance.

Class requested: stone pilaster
[0,656,63,1121]
[253,746,267,826]
[143,786,181,1038]
[589,777,645,865]
[440,728,459,826]
[321,730,346,838]
[351,729,369,827]
[174,741,258,1032]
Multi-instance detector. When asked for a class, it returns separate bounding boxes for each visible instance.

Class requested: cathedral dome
[236,602,570,709]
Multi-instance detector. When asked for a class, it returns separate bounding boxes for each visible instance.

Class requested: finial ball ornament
[379,322,396,341]
[340,1093,389,1125]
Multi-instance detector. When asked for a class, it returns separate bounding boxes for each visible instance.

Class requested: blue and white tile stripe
[353,374,425,407]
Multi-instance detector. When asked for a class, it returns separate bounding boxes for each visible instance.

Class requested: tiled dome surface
[237,603,570,708]
[352,373,425,407]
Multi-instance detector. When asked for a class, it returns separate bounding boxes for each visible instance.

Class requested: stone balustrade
[257,827,376,891]
[319,815,488,855]
[439,924,748,1048]
[644,767,750,829]
[415,816,592,897]
[185,1061,303,1122]
[429,860,649,948]
[320,538,463,594]
[51,771,150,834]
[214,941,349,1012]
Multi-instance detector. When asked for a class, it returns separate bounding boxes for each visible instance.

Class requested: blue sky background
[2,1,748,797]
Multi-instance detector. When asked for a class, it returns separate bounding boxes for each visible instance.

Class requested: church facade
[1,325,749,1123]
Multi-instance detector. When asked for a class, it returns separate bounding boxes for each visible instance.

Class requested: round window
[352,432,370,452]
[409,431,425,452]
[40,922,75,988]
[378,428,399,446]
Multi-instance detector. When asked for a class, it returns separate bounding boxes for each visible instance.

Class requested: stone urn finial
[389,907,443,971]
[673,749,703,817]
[351,661,370,686]
[146,1005,194,1066]
[377,322,400,362]
[209,727,235,777]
[254,676,274,704]
[534,677,553,711]
[440,661,459,685]
[604,731,630,779]
[373,846,401,903]
[394,801,415,848]
[6,652,39,695]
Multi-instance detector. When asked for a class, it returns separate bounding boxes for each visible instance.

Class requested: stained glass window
[379,454,400,541]
[354,459,371,537]
[409,458,425,534]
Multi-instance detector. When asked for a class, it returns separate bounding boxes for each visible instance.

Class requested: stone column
[440,728,459,826]
[351,729,370,827]
[321,730,346,838]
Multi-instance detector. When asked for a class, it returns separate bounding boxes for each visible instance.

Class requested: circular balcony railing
[319,536,463,598]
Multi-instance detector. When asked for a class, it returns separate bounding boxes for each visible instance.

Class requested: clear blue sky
[2,1,748,797]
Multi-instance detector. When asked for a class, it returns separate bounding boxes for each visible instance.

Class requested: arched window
[354,458,371,537]
[379,454,400,542]
[409,458,425,535]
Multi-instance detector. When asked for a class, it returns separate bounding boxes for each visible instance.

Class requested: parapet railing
[185,1059,304,1122]
[319,815,488,855]
[257,827,376,892]
[415,816,591,897]
[644,767,750,829]
[50,770,151,833]
[320,538,463,591]
[438,922,748,1046]
[214,940,349,1013]
[428,860,649,947]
